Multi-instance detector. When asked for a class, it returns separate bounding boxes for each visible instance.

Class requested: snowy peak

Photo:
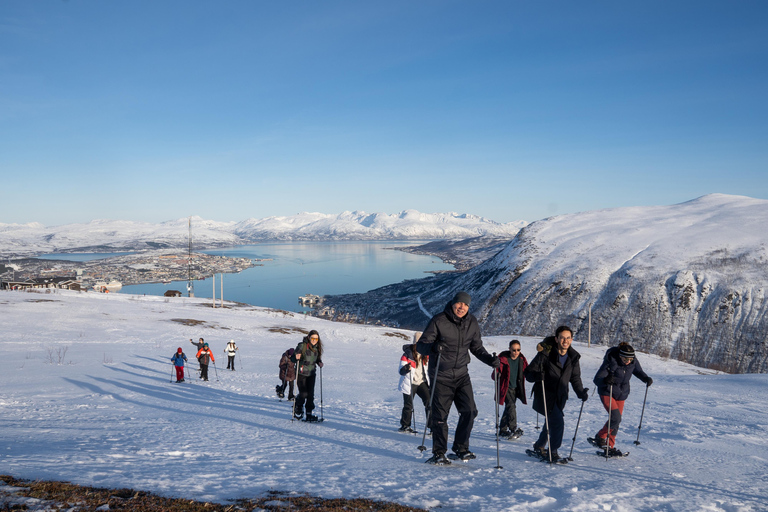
[0,210,526,256]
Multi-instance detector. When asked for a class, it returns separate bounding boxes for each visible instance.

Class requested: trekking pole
[410,372,417,433]
[536,413,540,431]
[292,360,299,422]
[566,398,585,461]
[634,385,649,446]
[541,378,552,464]
[169,364,175,383]
[319,365,324,422]
[418,351,441,453]
[604,383,613,459]
[493,354,502,470]
[213,361,219,382]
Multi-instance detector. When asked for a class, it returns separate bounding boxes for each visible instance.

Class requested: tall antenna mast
[187,216,195,297]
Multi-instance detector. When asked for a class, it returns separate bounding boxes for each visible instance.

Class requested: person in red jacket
[492,339,528,438]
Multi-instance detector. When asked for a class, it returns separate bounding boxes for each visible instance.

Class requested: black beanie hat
[619,343,635,358]
[452,291,471,307]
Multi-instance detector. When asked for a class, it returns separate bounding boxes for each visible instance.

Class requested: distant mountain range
[323,194,768,373]
[0,210,526,256]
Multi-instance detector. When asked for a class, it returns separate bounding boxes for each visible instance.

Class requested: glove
[317,361,324,368]
[646,377,653,387]
[399,365,411,376]
[579,388,589,401]
[526,371,544,382]
[491,356,500,369]
[604,374,616,386]
[433,342,445,354]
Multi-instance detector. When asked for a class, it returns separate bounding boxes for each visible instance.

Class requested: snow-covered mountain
[0,211,525,256]
[2,289,766,511]
[324,194,768,374]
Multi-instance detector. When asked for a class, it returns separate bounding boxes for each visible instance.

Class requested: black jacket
[416,301,495,379]
[525,344,587,414]
[594,347,650,401]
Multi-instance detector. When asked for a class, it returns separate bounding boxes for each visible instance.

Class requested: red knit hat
[177,347,182,353]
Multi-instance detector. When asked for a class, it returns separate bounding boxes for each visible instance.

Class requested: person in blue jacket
[171,347,188,383]
[592,342,653,455]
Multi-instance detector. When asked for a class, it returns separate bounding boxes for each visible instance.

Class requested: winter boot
[425,453,451,465]
[305,414,319,422]
[499,428,512,438]
[454,450,476,461]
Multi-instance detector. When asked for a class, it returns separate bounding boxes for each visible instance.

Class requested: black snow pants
[430,368,477,456]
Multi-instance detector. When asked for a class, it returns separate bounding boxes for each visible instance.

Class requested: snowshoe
[425,453,451,465]
[449,450,476,462]
[598,447,629,458]
[511,428,524,439]
[398,426,416,433]
[526,446,567,464]
[305,414,320,422]
[499,428,512,438]
[293,409,303,420]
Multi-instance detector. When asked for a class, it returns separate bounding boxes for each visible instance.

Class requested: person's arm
[415,318,439,356]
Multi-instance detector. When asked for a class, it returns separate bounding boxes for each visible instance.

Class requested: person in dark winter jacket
[171,347,188,383]
[525,326,589,461]
[492,339,528,438]
[276,348,296,400]
[592,342,652,455]
[416,291,500,465]
[398,332,430,433]
[292,330,323,421]
[196,343,215,382]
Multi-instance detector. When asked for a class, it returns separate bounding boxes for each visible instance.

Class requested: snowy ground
[2,289,767,512]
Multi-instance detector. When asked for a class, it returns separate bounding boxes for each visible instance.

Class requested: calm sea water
[118,241,451,312]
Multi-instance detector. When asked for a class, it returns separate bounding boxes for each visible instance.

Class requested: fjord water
[120,241,452,312]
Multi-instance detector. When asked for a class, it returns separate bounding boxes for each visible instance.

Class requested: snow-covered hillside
[2,289,766,511]
[0,211,526,257]
[325,194,768,374]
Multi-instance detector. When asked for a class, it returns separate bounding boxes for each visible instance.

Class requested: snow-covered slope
[0,211,526,256]
[1,289,765,511]
[325,194,768,374]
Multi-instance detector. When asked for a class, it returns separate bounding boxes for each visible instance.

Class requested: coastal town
[0,251,259,293]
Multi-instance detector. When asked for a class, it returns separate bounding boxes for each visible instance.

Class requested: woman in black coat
[592,342,652,454]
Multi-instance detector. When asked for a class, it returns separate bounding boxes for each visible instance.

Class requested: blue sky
[2,1,767,226]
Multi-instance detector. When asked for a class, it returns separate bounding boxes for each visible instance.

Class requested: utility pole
[212,273,216,308]
[187,217,195,298]
[220,273,223,307]
[588,302,592,348]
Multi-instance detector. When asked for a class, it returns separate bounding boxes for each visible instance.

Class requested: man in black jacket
[525,325,589,462]
[417,291,499,465]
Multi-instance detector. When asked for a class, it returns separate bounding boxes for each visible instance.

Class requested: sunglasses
[510,349,520,352]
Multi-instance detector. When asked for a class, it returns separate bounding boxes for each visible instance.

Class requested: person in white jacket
[398,332,430,433]
[224,340,238,371]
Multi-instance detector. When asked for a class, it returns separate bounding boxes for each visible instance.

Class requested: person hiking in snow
[416,291,500,465]
[171,347,188,383]
[196,342,215,382]
[525,326,589,462]
[292,330,323,421]
[398,331,430,433]
[224,339,238,370]
[492,339,528,439]
[276,348,296,400]
[591,342,652,456]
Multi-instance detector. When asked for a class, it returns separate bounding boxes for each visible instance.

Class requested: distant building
[164,290,182,297]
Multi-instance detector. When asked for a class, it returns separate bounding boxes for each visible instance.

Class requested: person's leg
[415,383,431,429]
[547,404,565,452]
[288,380,295,399]
[295,375,307,415]
[400,392,414,429]
[451,374,478,454]
[305,374,317,415]
[430,378,455,455]
[607,400,625,447]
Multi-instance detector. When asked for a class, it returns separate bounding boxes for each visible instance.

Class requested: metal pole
[541,378,552,463]
[493,353,502,470]
[212,273,216,308]
[220,273,223,307]
[418,352,441,453]
[567,399,585,461]
[634,385,649,445]
[605,383,613,458]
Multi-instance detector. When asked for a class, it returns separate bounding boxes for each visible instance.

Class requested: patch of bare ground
[0,476,426,512]
[267,326,310,335]
[26,299,59,303]
[170,318,208,327]
[382,332,410,340]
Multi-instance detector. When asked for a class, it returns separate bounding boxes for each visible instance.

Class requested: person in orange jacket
[196,343,215,382]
